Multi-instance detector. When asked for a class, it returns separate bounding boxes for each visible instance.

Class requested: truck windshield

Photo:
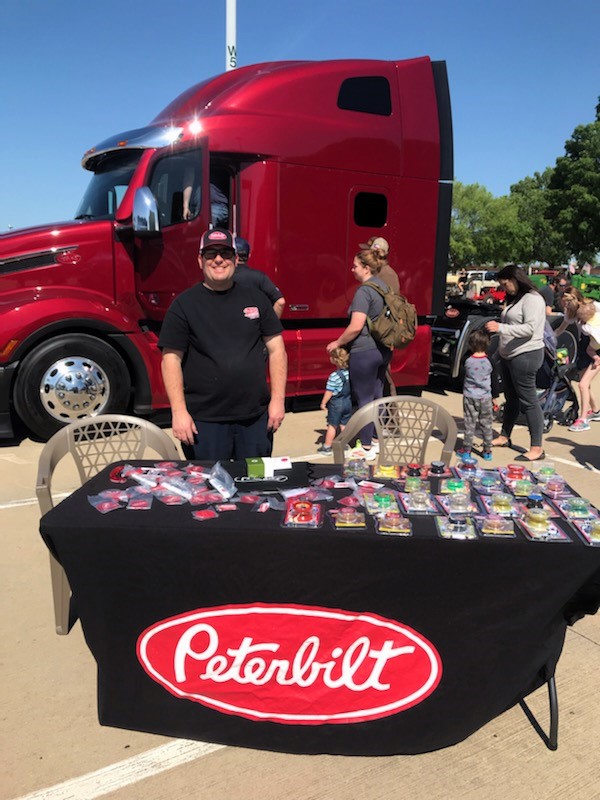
[75,151,142,220]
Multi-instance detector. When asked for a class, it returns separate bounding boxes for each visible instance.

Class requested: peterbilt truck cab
[0,57,452,439]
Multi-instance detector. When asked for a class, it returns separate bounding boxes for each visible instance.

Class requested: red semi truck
[0,57,453,439]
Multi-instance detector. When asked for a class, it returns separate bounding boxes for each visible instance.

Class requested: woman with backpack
[326,249,393,460]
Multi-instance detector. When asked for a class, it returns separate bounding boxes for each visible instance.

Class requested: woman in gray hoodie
[485,264,546,462]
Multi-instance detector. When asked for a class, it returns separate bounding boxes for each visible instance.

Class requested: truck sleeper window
[337,77,392,116]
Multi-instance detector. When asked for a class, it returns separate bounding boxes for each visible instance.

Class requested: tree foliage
[546,99,600,263]
[449,182,529,268]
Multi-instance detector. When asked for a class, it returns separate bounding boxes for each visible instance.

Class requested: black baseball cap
[199,228,236,253]
[235,237,250,259]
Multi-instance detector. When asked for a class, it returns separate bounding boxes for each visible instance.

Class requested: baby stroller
[493,329,580,434]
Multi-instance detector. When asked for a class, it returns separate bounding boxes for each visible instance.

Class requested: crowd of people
[158,228,598,464]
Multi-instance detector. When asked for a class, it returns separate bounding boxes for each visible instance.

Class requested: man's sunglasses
[202,247,236,260]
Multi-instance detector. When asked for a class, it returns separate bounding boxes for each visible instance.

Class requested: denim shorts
[327,395,352,427]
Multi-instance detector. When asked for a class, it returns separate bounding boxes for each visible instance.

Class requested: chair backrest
[36,414,180,514]
[332,396,458,466]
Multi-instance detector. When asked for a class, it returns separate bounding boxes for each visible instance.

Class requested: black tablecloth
[40,462,600,755]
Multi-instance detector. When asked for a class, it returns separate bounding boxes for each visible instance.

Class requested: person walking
[457,328,494,460]
[234,237,286,318]
[555,289,600,430]
[358,236,400,293]
[485,264,546,462]
[159,229,287,460]
[326,249,393,460]
[318,347,351,454]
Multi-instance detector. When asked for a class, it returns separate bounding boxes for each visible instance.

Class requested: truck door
[134,144,209,320]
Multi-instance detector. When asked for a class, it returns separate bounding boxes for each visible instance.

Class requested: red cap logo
[137,604,442,725]
[208,231,227,240]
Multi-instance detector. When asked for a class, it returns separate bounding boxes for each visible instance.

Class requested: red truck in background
[0,57,453,440]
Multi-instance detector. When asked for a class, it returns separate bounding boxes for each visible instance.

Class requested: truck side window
[354,192,387,227]
[337,77,392,116]
[148,151,202,227]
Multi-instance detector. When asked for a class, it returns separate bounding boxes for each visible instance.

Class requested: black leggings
[349,347,392,446]
[500,349,545,447]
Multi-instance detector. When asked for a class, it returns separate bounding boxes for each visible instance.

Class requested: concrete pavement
[1,388,599,800]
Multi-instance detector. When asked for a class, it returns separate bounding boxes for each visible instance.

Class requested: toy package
[571,518,600,546]
[474,515,516,537]
[375,512,413,537]
[282,499,323,528]
[518,517,572,543]
[436,493,479,516]
[399,491,439,515]
[479,493,520,517]
[329,508,367,530]
[435,515,477,540]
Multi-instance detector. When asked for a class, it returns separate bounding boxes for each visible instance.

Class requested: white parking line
[11,740,224,800]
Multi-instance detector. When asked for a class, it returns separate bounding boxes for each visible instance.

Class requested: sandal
[491,436,512,448]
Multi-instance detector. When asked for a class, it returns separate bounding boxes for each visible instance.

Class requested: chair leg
[49,553,72,635]
[518,667,558,750]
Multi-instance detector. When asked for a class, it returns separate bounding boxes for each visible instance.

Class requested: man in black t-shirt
[233,237,286,318]
[158,229,287,460]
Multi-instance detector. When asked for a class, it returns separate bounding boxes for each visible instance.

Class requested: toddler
[318,347,351,454]
[458,328,493,460]
[569,298,600,431]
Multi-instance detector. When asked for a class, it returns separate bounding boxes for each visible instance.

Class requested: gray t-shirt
[463,354,493,399]
[348,276,387,352]
[498,291,546,359]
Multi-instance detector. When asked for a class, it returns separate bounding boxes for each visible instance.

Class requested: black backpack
[364,281,417,350]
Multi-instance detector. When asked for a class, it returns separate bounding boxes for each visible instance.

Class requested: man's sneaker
[317,445,332,454]
[482,450,493,461]
[456,447,471,458]
[362,446,378,462]
[586,410,600,422]
[569,418,591,432]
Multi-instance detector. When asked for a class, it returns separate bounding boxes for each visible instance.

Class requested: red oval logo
[445,307,460,318]
[137,604,442,725]
[56,251,82,265]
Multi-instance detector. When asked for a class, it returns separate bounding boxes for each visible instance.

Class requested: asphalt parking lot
[2,387,599,800]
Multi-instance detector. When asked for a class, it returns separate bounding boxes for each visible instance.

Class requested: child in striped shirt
[318,348,352,454]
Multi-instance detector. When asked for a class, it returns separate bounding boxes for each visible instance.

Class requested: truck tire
[14,334,131,440]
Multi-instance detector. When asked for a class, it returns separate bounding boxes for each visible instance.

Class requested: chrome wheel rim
[40,356,110,422]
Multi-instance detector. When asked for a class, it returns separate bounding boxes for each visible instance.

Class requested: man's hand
[485,320,500,333]
[267,398,285,432]
[171,409,198,445]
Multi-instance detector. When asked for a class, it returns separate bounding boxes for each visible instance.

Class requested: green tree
[547,99,600,263]
[449,182,494,268]
[510,168,569,265]
[450,182,530,267]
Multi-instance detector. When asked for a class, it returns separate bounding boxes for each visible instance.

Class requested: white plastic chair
[36,414,180,634]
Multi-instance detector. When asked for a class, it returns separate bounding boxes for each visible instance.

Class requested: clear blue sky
[1,0,598,231]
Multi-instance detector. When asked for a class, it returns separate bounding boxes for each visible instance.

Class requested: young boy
[318,347,351,454]
[458,328,494,460]
[569,298,600,431]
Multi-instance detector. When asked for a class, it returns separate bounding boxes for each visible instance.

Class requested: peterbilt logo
[137,604,442,725]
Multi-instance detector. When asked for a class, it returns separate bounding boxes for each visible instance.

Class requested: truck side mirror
[132,188,161,237]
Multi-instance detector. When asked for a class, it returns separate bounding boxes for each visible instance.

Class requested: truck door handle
[289,304,309,311]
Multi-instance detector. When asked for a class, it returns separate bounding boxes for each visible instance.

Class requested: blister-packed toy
[282,499,323,528]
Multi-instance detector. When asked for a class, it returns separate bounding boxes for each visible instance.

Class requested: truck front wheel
[14,335,131,440]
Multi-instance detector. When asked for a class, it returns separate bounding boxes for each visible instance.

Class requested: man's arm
[263,333,287,431]
[161,349,198,445]
[273,296,286,318]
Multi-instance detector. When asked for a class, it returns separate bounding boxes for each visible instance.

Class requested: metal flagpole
[226,0,237,71]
